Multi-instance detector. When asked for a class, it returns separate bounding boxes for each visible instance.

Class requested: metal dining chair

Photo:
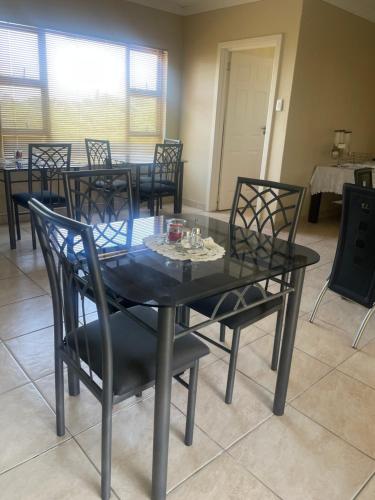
[184,177,305,404]
[29,198,209,500]
[139,143,183,215]
[63,169,134,225]
[12,143,71,249]
[310,183,375,348]
[85,138,113,169]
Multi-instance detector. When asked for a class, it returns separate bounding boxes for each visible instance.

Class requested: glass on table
[166,218,186,244]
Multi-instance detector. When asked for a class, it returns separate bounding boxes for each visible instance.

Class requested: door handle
[261,126,266,135]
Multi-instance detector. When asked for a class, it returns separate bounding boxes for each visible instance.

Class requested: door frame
[207,34,283,211]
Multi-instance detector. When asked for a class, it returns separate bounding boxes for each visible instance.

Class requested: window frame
[0,22,167,156]
[0,23,49,136]
[126,45,165,138]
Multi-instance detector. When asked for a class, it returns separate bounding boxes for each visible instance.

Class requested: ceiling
[130,0,375,21]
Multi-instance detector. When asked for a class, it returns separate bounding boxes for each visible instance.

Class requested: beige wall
[180,0,304,209]
[282,0,375,218]
[0,0,183,138]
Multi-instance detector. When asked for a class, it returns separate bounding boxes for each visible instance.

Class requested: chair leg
[14,203,21,241]
[271,304,285,371]
[55,353,65,436]
[309,280,329,323]
[352,305,375,349]
[225,328,241,404]
[101,394,113,500]
[185,360,199,446]
[219,324,226,343]
[30,212,37,250]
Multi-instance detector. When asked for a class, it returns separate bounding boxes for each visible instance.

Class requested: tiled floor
[0,212,375,499]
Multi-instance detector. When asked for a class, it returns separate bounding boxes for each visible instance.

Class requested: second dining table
[78,212,320,500]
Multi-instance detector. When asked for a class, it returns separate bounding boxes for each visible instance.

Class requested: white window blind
[0,22,167,162]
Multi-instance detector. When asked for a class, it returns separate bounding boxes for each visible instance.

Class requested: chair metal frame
[310,183,375,348]
[63,169,134,225]
[29,198,203,500]
[12,143,71,249]
[185,177,305,403]
[85,138,113,169]
[140,143,183,215]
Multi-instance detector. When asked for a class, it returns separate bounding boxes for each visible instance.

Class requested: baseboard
[182,198,207,211]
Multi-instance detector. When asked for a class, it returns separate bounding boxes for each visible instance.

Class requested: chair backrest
[152,143,183,187]
[328,183,375,307]
[85,138,112,169]
[229,177,305,243]
[64,169,133,225]
[354,168,373,188]
[28,198,113,393]
[164,138,181,145]
[28,144,71,204]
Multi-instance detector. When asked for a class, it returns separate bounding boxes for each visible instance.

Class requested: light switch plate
[275,98,284,112]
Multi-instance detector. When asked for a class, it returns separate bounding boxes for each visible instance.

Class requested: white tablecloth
[310,163,375,195]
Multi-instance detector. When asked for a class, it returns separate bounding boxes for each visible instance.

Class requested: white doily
[143,235,225,262]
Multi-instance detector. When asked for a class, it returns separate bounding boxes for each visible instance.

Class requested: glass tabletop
[89,214,319,307]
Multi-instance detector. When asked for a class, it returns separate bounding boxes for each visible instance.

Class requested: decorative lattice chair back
[64,169,133,225]
[153,143,183,185]
[29,198,112,390]
[28,144,71,203]
[85,138,112,169]
[229,177,305,243]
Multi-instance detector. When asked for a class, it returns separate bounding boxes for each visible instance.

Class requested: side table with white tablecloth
[308,163,375,222]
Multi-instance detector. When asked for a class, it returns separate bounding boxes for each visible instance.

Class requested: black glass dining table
[82,212,319,500]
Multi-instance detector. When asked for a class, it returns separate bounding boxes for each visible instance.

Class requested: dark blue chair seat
[13,191,66,208]
[67,306,209,397]
[140,182,176,195]
[189,286,283,330]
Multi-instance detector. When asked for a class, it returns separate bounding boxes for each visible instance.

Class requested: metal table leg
[152,306,175,500]
[308,193,322,223]
[273,267,305,416]
[4,170,16,249]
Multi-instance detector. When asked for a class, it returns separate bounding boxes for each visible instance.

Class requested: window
[0,22,167,161]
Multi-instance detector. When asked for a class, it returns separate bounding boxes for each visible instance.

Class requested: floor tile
[0,255,22,279]
[294,318,355,367]
[35,371,154,436]
[0,343,28,395]
[76,398,221,498]
[0,295,54,340]
[229,406,374,500]
[0,275,45,307]
[292,370,375,458]
[6,326,54,380]
[2,248,46,273]
[357,474,375,499]
[172,359,273,449]
[0,440,101,499]
[235,335,331,401]
[169,453,277,499]
[27,269,51,294]
[0,384,68,473]
[315,296,375,347]
[338,340,375,389]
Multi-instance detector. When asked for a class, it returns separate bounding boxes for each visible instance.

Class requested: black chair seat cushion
[139,182,176,195]
[189,286,283,330]
[66,306,209,397]
[13,191,66,208]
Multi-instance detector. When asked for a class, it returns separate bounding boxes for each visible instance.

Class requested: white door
[218,50,273,210]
